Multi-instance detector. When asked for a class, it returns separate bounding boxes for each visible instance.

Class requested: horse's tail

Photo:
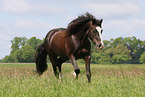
[35,43,47,75]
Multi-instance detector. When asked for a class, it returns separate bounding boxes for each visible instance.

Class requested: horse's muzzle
[99,44,104,49]
[96,43,104,49]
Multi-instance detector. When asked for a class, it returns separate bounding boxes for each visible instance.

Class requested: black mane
[66,12,101,37]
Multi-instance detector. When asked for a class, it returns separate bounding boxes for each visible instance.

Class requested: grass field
[0,63,145,97]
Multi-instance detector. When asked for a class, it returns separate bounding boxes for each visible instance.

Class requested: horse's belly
[52,44,67,57]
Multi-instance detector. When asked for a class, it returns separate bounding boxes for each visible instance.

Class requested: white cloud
[0,19,57,39]
[79,2,142,19]
[103,19,145,40]
[2,0,29,13]
[1,0,67,16]
[104,19,145,33]
[0,19,57,59]
[14,19,56,32]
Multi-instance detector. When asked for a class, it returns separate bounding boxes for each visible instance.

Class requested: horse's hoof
[75,69,80,75]
[87,74,91,83]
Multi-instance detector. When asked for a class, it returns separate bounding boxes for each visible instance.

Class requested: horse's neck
[71,29,88,49]
[77,28,89,43]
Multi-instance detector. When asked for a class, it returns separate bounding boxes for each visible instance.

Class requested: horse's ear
[99,19,103,27]
[100,19,103,24]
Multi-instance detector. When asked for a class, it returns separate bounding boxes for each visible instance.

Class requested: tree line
[0,36,145,64]
[0,37,42,63]
[91,36,145,64]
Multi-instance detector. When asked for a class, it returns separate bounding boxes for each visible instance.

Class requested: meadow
[0,63,144,97]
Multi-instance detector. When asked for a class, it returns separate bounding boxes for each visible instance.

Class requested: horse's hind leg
[57,57,66,79]
[47,51,59,78]
[48,50,66,79]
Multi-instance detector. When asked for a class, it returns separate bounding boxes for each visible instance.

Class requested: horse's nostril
[99,44,102,48]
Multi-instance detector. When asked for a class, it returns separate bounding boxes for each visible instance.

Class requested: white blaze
[96,27,104,46]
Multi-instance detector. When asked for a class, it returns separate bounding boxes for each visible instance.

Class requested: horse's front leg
[69,55,80,79]
[84,55,91,82]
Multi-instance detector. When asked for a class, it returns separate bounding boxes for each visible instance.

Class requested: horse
[35,12,104,82]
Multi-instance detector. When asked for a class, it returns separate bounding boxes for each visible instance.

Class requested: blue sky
[0,0,145,59]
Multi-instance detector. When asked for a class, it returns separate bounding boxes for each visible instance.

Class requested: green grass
[0,63,145,97]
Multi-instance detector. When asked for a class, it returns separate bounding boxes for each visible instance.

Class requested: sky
[0,0,145,59]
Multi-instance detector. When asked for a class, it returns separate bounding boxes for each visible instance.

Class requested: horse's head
[88,19,104,49]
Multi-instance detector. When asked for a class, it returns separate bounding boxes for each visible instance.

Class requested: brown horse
[35,12,103,82]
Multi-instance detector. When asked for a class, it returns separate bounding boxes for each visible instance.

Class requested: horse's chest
[74,49,89,59]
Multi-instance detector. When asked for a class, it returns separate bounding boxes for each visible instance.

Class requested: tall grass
[0,63,145,97]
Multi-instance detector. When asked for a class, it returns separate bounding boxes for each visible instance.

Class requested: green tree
[105,44,132,64]
[124,36,144,63]
[11,49,22,62]
[140,52,145,63]
[11,37,27,54]
[1,55,14,63]
[103,40,111,50]
[91,51,111,64]
[112,37,124,47]
[91,53,101,64]
[27,37,42,50]
[1,36,43,63]
[21,44,35,62]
